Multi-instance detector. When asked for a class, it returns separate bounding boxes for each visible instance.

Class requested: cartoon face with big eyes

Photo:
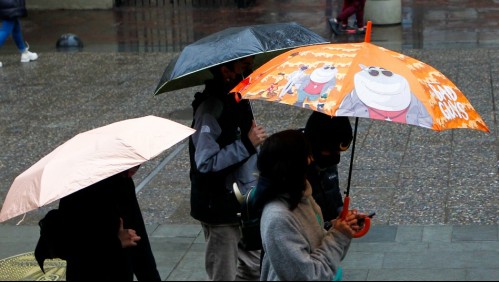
[300,64,337,97]
[336,64,433,127]
[355,64,411,111]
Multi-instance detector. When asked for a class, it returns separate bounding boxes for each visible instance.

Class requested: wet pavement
[1,0,499,55]
[0,0,498,280]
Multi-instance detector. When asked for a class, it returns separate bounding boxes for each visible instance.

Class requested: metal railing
[114,3,195,52]
[116,0,244,7]
[113,0,255,52]
[116,0,169,7]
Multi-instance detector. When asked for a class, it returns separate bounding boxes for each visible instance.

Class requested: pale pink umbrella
[0,115,195,223]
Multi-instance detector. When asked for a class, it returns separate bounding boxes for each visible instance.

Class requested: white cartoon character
[279,65,309,99]
[336,65,433,128]
[293,64,337,107]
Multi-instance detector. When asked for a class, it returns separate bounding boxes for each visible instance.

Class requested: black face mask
[313,154,340,169]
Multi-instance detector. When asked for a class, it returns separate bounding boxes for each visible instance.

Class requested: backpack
[237,176,274,251]
[34,209,69,273]
[238,187,263,251]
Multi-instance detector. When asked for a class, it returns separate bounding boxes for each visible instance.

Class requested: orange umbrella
[232,29,489,133]
[232,22,490,237]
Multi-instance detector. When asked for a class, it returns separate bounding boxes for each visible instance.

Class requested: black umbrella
[154,22,328,95]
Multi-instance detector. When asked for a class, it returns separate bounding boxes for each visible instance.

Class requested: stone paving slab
[1,223,498,281]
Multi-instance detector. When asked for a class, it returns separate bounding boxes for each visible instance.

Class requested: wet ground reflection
[1,0,498,54]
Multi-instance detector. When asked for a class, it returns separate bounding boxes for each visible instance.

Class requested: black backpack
[34,209,69,273]
[238,187,263,251]
[238,176,274,251]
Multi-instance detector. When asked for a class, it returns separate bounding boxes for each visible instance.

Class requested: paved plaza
[0,0,497,280]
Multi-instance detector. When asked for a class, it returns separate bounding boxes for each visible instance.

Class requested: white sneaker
[21,48,38,63]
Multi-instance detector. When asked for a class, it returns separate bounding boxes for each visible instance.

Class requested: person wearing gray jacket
[256,130,362,281]
[189,55,267,281]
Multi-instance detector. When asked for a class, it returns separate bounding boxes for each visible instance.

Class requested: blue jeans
[0,18,26,52]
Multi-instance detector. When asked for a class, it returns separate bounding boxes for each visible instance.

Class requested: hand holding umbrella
[248,120,267,147]
[331,209,364,238]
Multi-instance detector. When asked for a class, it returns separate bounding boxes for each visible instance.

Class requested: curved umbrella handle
[353,217,371,238]
[340,196,371,238]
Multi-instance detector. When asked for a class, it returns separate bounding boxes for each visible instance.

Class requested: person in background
[0,0,38,67]
[57,171,141,281]
[329,0,367,34]
[303,112,353,228]
[256,129,362,281]
[37,166,160,281]
[189,55,267,281]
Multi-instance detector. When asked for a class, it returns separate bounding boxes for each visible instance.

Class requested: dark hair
[304,112,352,158]
[257,129,311,210]
[209,60,237,80]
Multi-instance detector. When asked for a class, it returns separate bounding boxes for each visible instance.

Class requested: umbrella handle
[340,196,371,238]
[353,217,371,238]
[340,195,350,220]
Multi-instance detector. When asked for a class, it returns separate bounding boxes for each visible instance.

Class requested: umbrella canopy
[0,116,195,223]
[154,22,328,95]
[232,42,490,133]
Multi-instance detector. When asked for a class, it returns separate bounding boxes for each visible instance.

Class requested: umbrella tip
[364,21,373,43]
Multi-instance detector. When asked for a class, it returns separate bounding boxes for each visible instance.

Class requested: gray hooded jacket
[260,183,351,281]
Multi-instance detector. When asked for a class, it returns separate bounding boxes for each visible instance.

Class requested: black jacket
[58,176,132,282]
[307,164,344,223]
[0,0,26,19]
[47,173,160,281]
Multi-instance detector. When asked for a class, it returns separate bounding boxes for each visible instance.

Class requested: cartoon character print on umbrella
[295,64,338,109]
[275,64,338,110]
[259,73,286,99]
[336,64,433,128]
[279,65,309,99]
[232,42,489,133]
